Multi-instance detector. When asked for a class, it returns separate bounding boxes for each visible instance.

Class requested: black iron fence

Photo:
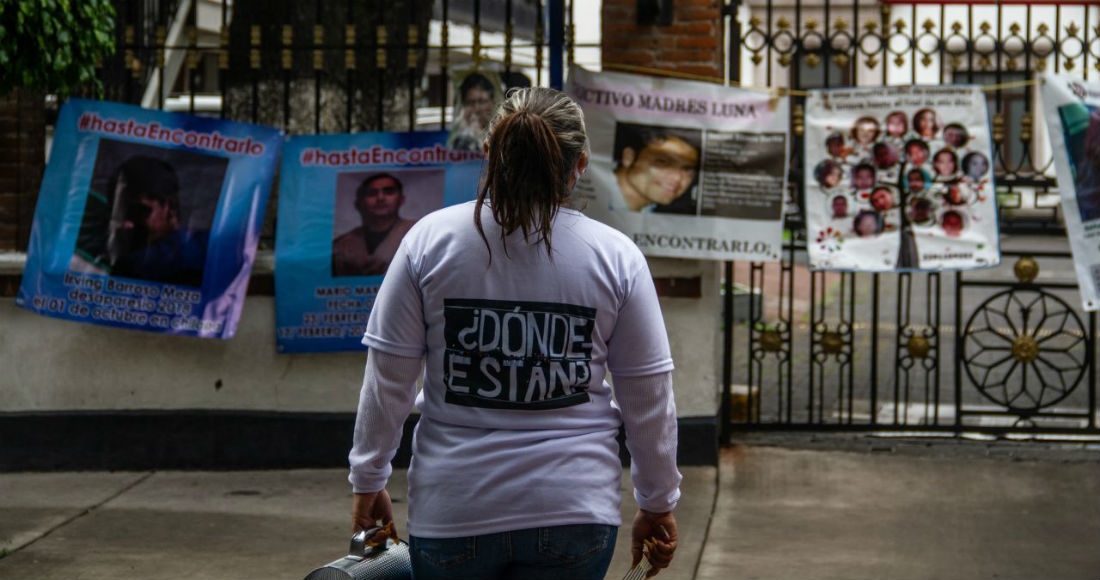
[4,0,1098,438]
[6,0,583,251]
[721,0,1099,438]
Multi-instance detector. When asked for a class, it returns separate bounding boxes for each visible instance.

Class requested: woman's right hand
[631,509,678,578]
[352,489,394,533]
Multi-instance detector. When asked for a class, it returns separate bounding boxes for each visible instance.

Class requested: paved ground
[698,440,1100,580]
[1,439,1097,579]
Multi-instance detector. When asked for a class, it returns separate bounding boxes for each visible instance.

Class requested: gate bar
[549,0,564,88]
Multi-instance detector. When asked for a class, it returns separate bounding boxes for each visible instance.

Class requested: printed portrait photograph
[850,163,876,191]
[1058,103,1100,222]
[962,151,990,182]
[905,167,931,194]
[852,210,883,238]
[826,131,850,159]
[913,108,939,139]
[447,69,504,153]
[908,196,934,225]
[331,168,445,277]
[612,122,702,215]
[871,142,900,169]
[830,194,850,219]
[885,111,908,139]
[932,148,959,180]
[905,139,930,167]
[814,159,844,189]
[940,209,967,237]
[943,182,969,206]
[850,116,881,149]
[870,186,897,212]
[943,123,970,149]
[73,138,228,288]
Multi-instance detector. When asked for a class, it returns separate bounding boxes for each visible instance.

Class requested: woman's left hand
[352,489,394,533]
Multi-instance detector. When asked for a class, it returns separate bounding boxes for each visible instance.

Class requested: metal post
[549,0,564,89]
[719,0,742,443]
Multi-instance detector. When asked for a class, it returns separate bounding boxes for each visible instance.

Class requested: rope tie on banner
[601,63,1046,95]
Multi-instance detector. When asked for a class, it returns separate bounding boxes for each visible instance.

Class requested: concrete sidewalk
[1,441,1097,579]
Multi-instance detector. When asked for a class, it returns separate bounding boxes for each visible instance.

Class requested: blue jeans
[410,524,617,580]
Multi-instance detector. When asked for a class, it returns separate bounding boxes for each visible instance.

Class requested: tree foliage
[0,0,116,96]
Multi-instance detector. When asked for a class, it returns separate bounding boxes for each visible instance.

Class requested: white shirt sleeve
[606,259,675,377]
[615,371,682,513]
[350,232,428,493]
[362,239,427,357]
[607,256,680,512]
[348,349,423,494]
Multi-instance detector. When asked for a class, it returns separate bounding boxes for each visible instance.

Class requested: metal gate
[3,0,583,252]
[719,0,1099,438]
[4,0,1098,437]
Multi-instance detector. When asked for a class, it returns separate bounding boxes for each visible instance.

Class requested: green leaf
[1,0,116,96]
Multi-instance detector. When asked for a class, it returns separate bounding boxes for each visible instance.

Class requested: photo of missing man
[831,194,850,219]
[851,163,876,191]
[72,138,227,287]
[1058,103,1100,222]
[612,122,702,215]
[905,167,930,194]
[447,70,503,152]
[331,169,444,277]
[870,186,897,212]
[908,196,934,225]
[905,139,930,167]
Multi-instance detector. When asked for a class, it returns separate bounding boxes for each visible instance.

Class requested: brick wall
[601,0,724,78]
[0,89,46,252]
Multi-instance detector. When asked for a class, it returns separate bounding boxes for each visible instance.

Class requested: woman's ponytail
[474,87,589,262]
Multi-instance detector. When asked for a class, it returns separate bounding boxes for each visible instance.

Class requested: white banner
[1041,74,1100,312]
[805,86,1000,272]
[566,66,788,262]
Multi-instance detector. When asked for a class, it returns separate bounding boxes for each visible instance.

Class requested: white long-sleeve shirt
[349,202,682,538]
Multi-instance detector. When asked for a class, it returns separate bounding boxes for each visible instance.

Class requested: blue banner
[275,131,483,353]
[16,99,283,338]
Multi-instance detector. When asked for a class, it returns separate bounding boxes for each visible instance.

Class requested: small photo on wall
[331,168,445,277]
[448,69,505,152]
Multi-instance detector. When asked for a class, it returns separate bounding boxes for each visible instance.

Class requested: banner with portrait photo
[1041,74,1100,312]
[805,86,1000,272]
[275,131,483,353]
[16,99,282,338]
[566,66,789,261]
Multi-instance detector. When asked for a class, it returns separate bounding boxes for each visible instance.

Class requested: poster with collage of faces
[805,86,1000,272]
